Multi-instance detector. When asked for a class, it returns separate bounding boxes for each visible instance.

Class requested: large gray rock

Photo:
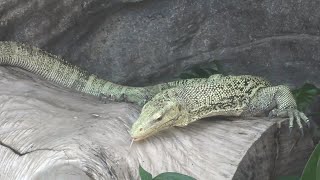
[0,0,319,87]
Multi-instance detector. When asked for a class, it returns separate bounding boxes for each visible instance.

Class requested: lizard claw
[299,127,304,137]
[288,127,292,136]
[306,121,311,128]
[271,108,309,136]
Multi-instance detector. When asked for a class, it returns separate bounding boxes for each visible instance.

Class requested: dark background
[0,0,319,118]
[1,0,319,85]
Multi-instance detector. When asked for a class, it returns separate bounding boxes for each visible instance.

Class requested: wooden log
[0,67,314,180]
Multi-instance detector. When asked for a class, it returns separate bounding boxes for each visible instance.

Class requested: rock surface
[0,0,319,87]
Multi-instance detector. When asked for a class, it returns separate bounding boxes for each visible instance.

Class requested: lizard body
[131,75,309,141]
[0,41,309,141]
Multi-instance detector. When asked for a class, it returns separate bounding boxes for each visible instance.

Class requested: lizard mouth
[131,128,155,141]
[132,137,144,141]
[131,132,153,141]
[131,120,175,141]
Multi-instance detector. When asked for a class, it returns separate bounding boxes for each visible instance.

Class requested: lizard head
[130,91,189,141]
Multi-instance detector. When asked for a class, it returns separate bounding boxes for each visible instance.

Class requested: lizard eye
[139,128,143,131]
[155,117,162,122]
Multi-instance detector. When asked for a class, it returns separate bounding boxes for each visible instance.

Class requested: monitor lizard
[131,75,310,141]
[0,41,309,141]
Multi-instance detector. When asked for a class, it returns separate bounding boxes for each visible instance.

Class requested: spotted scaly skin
[131,75,310,141]
[0,42,309,141]
[0,41,213,106]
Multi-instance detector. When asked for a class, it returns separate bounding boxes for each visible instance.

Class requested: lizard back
[175,75,272,119]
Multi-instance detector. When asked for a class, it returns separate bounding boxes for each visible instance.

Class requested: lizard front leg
[267,85,310,133]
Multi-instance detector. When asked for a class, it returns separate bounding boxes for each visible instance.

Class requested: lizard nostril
[139,128,143,131]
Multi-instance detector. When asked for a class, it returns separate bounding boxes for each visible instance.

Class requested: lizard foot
[268,108,310,136]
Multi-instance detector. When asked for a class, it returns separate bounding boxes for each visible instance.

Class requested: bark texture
[0,68,314,180]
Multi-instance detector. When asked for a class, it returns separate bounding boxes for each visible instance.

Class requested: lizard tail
[0,41,149,105]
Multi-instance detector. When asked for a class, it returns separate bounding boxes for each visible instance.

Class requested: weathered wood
[0,67,314,180]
